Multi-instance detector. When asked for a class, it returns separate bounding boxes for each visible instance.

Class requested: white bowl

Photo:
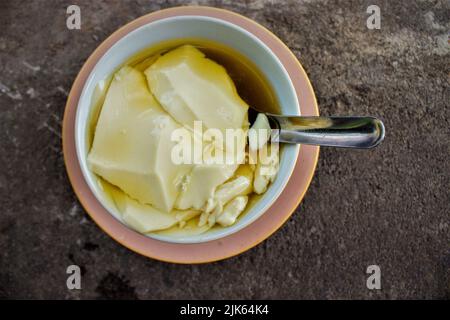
[75,15,300,243]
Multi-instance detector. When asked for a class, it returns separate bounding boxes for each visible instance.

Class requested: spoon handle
[268,115,385,148]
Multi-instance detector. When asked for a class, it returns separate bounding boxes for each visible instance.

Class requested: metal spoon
[259,113,385,149]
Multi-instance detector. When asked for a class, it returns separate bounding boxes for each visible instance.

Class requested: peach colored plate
[62,6,319,264]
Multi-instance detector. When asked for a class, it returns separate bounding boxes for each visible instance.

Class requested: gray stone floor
[0,0,448,299]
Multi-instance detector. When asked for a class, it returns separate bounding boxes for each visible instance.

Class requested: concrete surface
[0,0,449,299]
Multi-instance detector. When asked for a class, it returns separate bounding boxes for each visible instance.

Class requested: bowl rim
[62,6,320,263]
[74,15,300,244]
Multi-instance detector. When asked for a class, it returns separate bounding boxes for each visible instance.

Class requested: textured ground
[0,0,449,299]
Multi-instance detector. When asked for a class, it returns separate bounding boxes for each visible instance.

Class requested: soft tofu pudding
[87,43,280,236]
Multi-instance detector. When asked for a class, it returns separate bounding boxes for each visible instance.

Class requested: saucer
[63,6,319,263]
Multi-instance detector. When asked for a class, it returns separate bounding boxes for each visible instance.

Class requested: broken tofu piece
[249,113,272,151]
[144,45,249,132]
[87,66,191,212]
[122,200,178,233]
[253,144,280,194]
[175,164,238,210]
[201,175,251,227]
[216,196,249,226]
[204,175,251,214]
